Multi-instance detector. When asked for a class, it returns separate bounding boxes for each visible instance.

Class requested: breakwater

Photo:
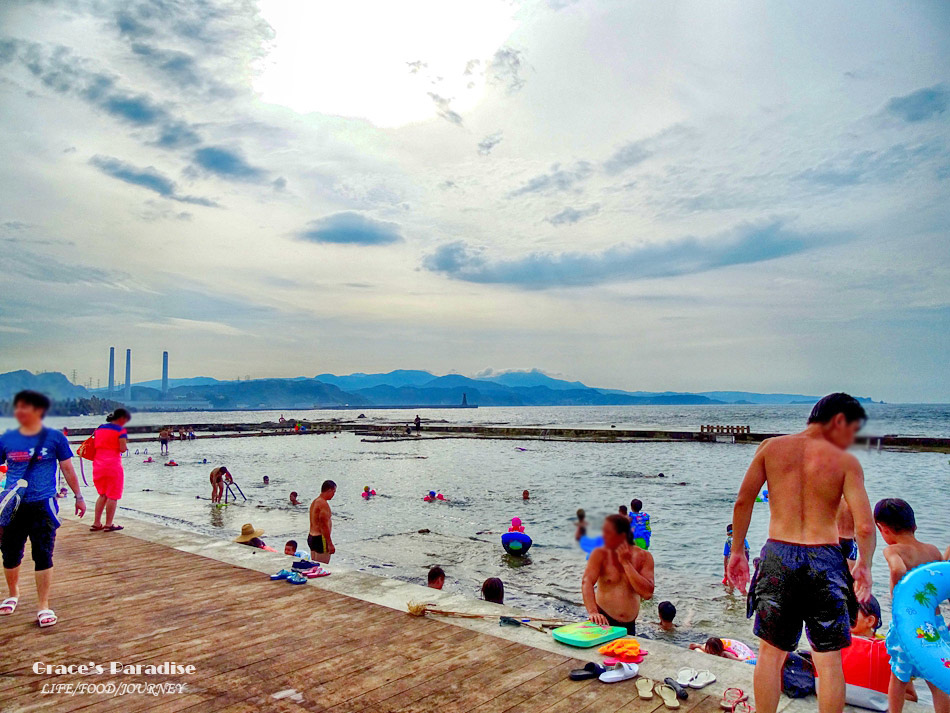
[64,419,950,452]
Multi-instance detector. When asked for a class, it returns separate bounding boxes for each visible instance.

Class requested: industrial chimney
[124,349,132,402]
[108,347,115,394]
[162,351,169,397]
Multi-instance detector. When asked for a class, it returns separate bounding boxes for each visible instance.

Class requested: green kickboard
[551,621,627,648]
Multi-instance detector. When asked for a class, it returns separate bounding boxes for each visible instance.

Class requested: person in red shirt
[90,409,130,532]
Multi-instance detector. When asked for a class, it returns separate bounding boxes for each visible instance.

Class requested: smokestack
[162,351,169,396]
[124,349,132,402]
[108,347,115,394]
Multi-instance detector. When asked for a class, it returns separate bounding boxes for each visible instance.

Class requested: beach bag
[782,652,816,698]
[76,436,96,461]
[0,429,50,528]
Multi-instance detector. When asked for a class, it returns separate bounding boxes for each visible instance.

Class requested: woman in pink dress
[90,408,130,532]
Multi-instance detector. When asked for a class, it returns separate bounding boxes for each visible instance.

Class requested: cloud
[545,204,601,226]
[507,162,593,198]
[604,139,652,174]
[427,92,463,126]
[423,221,824,288]
[1,39,202,148]
[90,155,217,206]
[488,47,526,93]
[477,131,503,156]
[883,85,948,123]
[298,212,403,246]
[797,141,944,187]
[139,317,247,336]
[191,146,264,181]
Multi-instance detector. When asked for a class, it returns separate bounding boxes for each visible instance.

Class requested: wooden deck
[0,521,716,713]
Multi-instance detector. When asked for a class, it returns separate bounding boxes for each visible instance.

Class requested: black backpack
[782,652,816,698]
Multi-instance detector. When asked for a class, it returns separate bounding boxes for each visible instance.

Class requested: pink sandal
[720,688,747,709]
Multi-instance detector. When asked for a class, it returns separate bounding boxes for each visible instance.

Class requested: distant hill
[315,370,436,391]
[166,378,368,409]
[0,368,880,410]
[480,369,589,391]
[0,370,89,401]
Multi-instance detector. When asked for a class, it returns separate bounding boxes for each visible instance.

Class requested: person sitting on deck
[582,514,655,635]
[428,566,445,590]
[481,577,504,604]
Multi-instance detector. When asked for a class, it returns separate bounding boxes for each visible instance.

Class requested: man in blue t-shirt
[722,523,750,585]
[0,390,85,628]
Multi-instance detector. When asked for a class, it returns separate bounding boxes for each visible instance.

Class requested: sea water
[7,403,949,648]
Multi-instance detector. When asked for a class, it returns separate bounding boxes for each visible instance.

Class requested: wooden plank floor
[0,522,715,713]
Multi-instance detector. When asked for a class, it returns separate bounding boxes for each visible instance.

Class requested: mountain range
[0,368,879,410]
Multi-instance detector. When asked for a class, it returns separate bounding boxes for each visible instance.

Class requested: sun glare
[254,0,518,128]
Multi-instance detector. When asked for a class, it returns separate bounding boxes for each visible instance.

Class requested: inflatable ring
[889,561,950,693]
[501,532,532,556]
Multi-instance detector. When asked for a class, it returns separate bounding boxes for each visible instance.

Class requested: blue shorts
[0,499,60,571]
[748,539,856,652]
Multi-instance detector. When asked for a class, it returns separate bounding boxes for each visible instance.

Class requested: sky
[0,0,948,402]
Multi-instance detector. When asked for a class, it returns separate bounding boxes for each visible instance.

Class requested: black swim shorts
[0,500,60,572]
[748,539,857,652]
[598,606,636,635]
[839,537,858,561]
[307,534,326,554]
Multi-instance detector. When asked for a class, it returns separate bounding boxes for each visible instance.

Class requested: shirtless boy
[582,514,655,634]
[874,498,950,713]
[728,393,875,713]
[209,466,230,504]
[308,480,336,564]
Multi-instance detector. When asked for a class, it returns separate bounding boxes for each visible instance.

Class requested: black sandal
[103,524,124,532]
[569,662,606,680]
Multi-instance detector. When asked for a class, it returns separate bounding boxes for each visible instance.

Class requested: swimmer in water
[289,491,301,505]
[209,466,230,503]
[308,480,336,564]
[427,566,445,590]
[522,489,529,500]
[262,475,269,485]
[508,517,525,533]
[575,508,587,541]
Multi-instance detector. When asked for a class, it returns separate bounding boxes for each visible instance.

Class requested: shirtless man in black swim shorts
[728,394,875,713]
[582,514,654,635]
[308,480,336,564]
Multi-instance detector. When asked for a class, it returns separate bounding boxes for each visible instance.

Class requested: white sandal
[37,609,57,628]
[0,597,18,615]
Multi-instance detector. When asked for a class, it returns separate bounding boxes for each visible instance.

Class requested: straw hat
[234,523,264,543]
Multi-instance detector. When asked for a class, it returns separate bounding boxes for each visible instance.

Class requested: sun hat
[235,523,264,543]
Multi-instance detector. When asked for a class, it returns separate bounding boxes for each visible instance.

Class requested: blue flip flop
[270,569,294,580]
[287,572,308,585]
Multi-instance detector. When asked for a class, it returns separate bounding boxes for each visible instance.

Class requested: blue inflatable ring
[890,561,950,693]
[501,532,532,556]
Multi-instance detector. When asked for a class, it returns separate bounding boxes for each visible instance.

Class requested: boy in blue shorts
[874,498,949,713]
[722,523,750,584]
[630,499,651,549]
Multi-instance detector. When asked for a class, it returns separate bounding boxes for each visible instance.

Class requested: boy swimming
[629,499,651,549]
[874,498,950,713]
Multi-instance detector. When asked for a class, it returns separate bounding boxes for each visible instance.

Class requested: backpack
[782,651,816,698]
